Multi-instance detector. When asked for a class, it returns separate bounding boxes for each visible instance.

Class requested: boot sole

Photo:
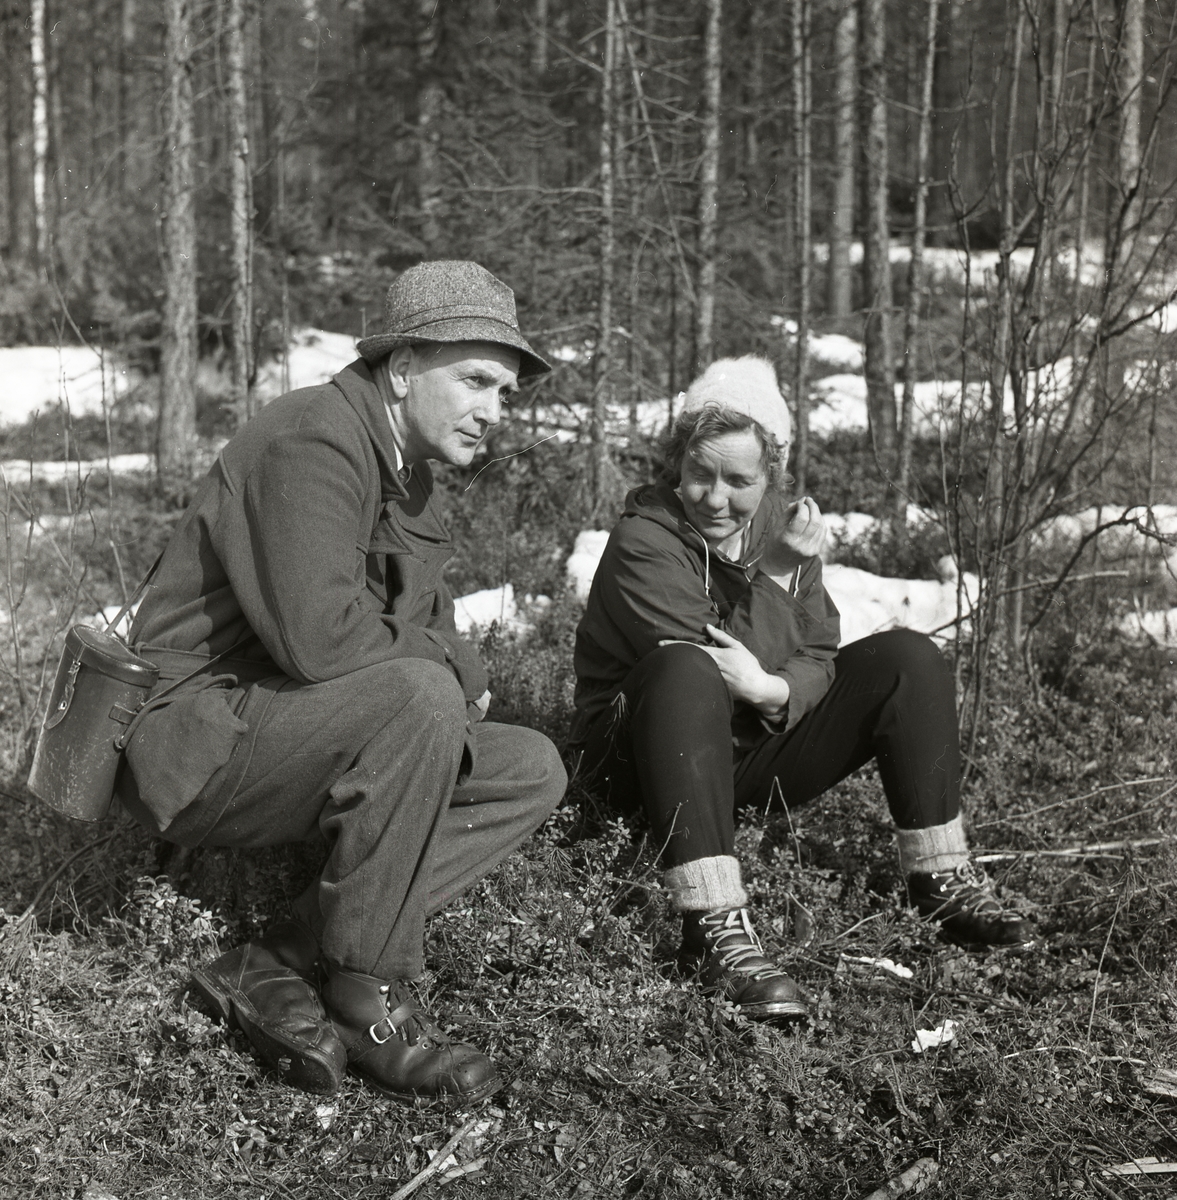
[190,966,345,1095]
[352,1065,503,1107]
[735,998,810,1023]
[936,928,1039,952]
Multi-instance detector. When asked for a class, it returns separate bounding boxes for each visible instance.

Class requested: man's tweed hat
[356,260,551,379]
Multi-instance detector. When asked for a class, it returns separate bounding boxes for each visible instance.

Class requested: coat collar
[331,358,451,542]
[622,480,776,569]
[331,359,406,503]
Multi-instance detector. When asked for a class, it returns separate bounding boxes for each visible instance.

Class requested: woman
[571,356,1032,1022]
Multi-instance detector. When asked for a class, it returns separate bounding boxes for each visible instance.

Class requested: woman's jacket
[571,482,841,749]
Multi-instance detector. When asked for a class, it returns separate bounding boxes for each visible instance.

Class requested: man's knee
[535,732,568,809]
[500,726,568,812]
[372,657,468,724]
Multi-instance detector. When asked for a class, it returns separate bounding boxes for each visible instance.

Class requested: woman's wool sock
[663,854,749,914]
[896,814,969,876]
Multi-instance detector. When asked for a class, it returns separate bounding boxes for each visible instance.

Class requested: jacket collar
[622,480,776,568]
[332,359,406,502]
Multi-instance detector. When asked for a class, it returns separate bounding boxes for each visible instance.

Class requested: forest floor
[1,594,1175,1200]
[1,414,1176,1199]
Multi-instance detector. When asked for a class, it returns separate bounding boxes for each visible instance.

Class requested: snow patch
[452,583,550,638]
[566,531,612,600]
[0,453,153,481]
[0,345,142,427]
[253,328,358,402]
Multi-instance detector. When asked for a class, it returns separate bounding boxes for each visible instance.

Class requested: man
[118,261,567,1104]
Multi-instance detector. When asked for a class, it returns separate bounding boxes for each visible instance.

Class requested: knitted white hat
[680,355,791,448]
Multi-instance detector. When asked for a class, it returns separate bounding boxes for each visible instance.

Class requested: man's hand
[469,689,492,722]
[658,626,790,716]
[761,496,826,578]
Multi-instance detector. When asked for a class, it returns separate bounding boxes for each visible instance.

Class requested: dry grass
[2,452,1176,1198]
[2,633,1176,1199]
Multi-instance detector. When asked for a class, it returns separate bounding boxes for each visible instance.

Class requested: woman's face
[678,428,770,548]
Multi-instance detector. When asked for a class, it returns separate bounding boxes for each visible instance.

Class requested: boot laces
[377,984,448,1049]
[932,861,1007,917]
[700,908,787,982]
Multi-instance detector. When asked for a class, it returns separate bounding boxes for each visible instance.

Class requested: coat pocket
[125,685,248,833]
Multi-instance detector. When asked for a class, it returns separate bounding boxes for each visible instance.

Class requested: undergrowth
[1,604,1175,1198]
[1,439,1176,1199]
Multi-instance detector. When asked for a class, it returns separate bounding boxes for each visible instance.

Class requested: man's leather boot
[322,965,500,1105]
[680,907,809,1022]
[190,919,347,1094]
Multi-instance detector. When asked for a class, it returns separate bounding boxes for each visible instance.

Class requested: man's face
[387,342,520,466]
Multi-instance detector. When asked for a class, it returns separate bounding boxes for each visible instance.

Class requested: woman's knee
[637,641,727,695]
[844,628,947,686]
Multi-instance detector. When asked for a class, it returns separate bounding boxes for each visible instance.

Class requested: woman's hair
[659,404,790,488]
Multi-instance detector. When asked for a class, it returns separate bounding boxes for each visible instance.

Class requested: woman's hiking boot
[322,965,501,1105]
[190,919,347,1094]
[679,907,809,1022]
[906,860,1034,948]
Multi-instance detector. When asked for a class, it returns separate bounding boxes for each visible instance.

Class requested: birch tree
[30,0,48,264]
[158,0,198,481]
[592,0,620,520]
[859,0,896,470]
[894,0,939,533]
[227,0,254,423]
[791,0,812,493]
[828,0,856,319]
[694,0,721,373]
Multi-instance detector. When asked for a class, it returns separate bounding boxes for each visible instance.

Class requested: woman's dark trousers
[578,629,961,868]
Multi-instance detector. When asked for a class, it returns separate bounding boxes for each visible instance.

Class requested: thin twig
[1086,877,1127,1044]
[976,837,1169,863]
[389,1116,481,1200]
[972,776,1175,830]
[862,1156,939,1200]
[771,775,804,871]
[7,827,121,928]
[463,433,560,491]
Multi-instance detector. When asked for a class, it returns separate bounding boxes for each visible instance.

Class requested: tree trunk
[895,0,939,534]
[694,0,721,374]
[791,0,812,495]
[1111,0,1143,276]
[532,0,548,74]
[828,0,856,319]
[859,0,896,469]
[4,0,36,263]
[1073,16,1096,302]
[158,0,198,481]
[416,0,443,250]
[527,0,549,191]
[986,0,1025,645]
[743,0,765,173]
[118,0,136,190]
[592,0,619,522]
[30,0,48,264]
[226,0,254,422]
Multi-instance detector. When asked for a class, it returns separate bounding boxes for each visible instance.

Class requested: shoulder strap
[104,553,163,640]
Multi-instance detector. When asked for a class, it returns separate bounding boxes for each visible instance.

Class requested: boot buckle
[369,1017,396,1045]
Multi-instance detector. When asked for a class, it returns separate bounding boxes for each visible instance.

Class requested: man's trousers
[122,657,566,980]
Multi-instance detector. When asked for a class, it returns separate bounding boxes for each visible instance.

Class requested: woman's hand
[761,496,826,578]
[659,625,790,715]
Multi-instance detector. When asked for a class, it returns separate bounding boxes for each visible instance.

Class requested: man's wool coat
[122,359,486,838]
